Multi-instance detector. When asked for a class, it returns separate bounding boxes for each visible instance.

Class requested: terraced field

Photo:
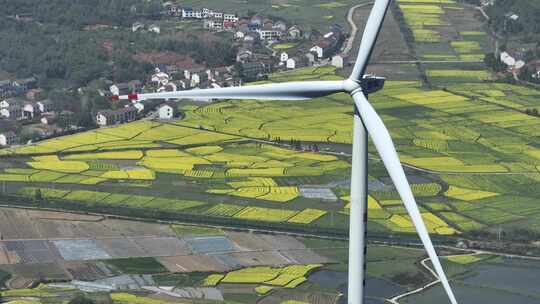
[1,0,540,238]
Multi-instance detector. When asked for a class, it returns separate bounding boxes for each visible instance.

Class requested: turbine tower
[115,1,458,303]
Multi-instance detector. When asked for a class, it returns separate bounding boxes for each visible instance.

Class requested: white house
[223,14,238,22]
[500,51,516,67]
[280,52,289,62]
[96,107,138,127]
[306,53,316,65]
[37,100,54,113]
[0,98,16,108]
[273,21,287,32]
[191,74,201,87]
[0,131,16,146]
[286,58,297,69]
[133,103,145,113]
[500,51,525,70]
[182,8,202,19]
[132,22,144,32]
[151,71,170,86]
[148,24,161,34]
[257,29,281,41]
[202,8,212,17]
[332,55,344,68]
[236,49,253,62]
[0,105,22,120]
[310,46,324,59]
[177,80,188,90]
[40,113,56,125]
[235,31,245,39]
[22,102,35,119]
[288,26,302,40]
[158,103,177,119]
[204,19,223,30]
[158,82,177,93]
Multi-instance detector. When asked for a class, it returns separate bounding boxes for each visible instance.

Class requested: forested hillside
[486,0,540,36]
[0,0,236,87]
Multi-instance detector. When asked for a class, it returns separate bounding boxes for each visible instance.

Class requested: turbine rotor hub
[343,78,362,94]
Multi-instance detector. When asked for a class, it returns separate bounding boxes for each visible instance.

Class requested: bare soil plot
[347,4,413,64]
[213,254,243,269]
[0,263,70,282]
[53,239,111,261]
[225,251,290,267]
[132,237,191,257]
[3,240,62,264]
[225,231,273,251]
[366,63,422,81]
[158,255,230,273]
[33,220,79,239]
[8,210,42,239]
[0,207,175,240]
[279,249,331,265]
[258,234,307,251]
[0,244,20,265]
[63,261,115,281]
[97,238,148,258]
[100,219,175,238]
[0,209,38,239]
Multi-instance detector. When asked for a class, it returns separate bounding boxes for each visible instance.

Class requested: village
[0,3,350,149]
[3,1,538,150]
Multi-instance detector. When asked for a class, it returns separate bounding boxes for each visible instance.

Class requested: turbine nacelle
[361,75,385,95]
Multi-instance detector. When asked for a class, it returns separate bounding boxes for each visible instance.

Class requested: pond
[401,282,540,304]
[309,270,407,304]
[401,258,540,304]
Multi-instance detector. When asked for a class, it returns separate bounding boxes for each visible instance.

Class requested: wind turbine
[115,0,458,303]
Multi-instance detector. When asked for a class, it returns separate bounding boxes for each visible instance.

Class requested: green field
[0,0,539,240]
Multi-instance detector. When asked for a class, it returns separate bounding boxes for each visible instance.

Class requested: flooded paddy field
[402,257,540,304]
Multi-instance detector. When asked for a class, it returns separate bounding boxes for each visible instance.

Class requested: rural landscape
[1,0,540,303]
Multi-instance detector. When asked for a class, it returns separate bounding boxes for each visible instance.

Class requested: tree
[69,293,95,304]
[35,189,43,201]
[484,53,505,72]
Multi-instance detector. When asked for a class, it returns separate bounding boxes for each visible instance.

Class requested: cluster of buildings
[277,27,345,70]
[163,4,305,43]
[131,22,161,34]
[500,50,526,71]
[498,48,540,81]
[0,77,38,99]
[164,5,239,29]
[0,88,57,146]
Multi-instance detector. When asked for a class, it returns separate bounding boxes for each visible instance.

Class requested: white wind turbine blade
[353,93,458,304]
[349,0,392,82]
[115,80,345,101]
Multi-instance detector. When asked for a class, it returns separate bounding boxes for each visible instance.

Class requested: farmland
[1,60,540,238]
[0,0,538,244]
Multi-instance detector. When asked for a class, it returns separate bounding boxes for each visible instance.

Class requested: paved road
[342,1,373,57]
[387,245,540,303]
